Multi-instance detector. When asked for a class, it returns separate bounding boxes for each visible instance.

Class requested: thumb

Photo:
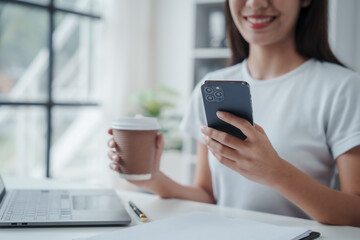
[155,134,165,157]
[153,134,164,172]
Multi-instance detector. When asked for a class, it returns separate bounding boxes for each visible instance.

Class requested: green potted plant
[132,85,182,151]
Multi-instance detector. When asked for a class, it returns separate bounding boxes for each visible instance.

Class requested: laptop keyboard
[2,190,72,221]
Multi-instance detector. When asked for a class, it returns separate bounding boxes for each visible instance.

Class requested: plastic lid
[112,116,160,130]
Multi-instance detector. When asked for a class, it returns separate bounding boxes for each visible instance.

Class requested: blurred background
[0,0,359,190]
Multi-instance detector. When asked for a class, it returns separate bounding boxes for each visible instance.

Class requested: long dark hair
[224,0,345,67]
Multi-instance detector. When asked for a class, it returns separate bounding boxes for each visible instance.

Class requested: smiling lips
[244,15,276,29]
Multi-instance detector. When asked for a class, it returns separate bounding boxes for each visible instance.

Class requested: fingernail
[112,155,117,161]
[217,111,224,118]
[200,126,207,133]
[202,134,209,143]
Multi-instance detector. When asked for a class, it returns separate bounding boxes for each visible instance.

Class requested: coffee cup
[111,116,160,180]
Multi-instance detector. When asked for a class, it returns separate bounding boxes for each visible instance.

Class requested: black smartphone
[201,80,253,140]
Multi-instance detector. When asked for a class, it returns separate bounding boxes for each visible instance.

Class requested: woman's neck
[247,40,307,80]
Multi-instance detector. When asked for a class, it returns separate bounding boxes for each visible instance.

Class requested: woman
[108,0,360,226]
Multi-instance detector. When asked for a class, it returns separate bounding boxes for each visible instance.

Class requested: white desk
[1,177,359,240]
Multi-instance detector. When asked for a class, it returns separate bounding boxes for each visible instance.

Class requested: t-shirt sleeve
[179,80,207,144]
[326,73,360,159]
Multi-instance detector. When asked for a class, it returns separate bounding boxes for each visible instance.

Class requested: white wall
[154,0,194,113]
[101,0,157,119]
[329,0,360,72]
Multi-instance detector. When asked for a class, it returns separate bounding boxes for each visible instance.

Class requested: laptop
[0,175,131,227]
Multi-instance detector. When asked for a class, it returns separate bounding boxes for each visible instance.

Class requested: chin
[244,36,275,47]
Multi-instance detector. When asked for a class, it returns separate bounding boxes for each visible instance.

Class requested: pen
[129,201,148,222]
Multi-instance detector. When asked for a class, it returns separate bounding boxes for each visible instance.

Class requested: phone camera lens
[214,91,223,98]
[205,87,213,94]
[206,95,214,102]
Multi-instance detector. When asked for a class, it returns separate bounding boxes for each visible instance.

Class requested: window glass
[55,0,101,15]
[53,12,100,102]
[0,106,46,177]
[51,107,103,180]
[22,0,50,5]
[0,3,48,102]
[0,0,102,178]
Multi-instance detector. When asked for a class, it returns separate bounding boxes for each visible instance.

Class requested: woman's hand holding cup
[107,116,165,190]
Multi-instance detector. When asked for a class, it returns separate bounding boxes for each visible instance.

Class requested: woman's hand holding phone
[201,80,253,140]
[200,111,289,187]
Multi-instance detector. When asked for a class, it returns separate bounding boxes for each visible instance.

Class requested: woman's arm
[135,142,215,203]
[108,129,215,203]
[273,147,360,226]
[201,111,360,227]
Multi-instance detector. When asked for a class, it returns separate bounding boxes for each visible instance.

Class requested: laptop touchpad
[72,195,123,210]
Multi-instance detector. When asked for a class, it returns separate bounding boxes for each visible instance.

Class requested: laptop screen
[0,175,5,203]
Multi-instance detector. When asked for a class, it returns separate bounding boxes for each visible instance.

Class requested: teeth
[247,17,272,24]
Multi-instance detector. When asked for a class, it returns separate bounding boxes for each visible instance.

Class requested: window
[0,0,102,178]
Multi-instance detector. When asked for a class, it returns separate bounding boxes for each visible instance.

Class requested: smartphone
[201,80,253,140]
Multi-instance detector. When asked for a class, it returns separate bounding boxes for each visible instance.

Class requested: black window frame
[0,0,102,178]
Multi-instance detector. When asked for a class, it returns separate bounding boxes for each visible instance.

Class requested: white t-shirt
[180,59,360,219]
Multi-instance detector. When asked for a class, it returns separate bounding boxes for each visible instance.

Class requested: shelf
[193,58,230,84]
[194,48,230,59]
